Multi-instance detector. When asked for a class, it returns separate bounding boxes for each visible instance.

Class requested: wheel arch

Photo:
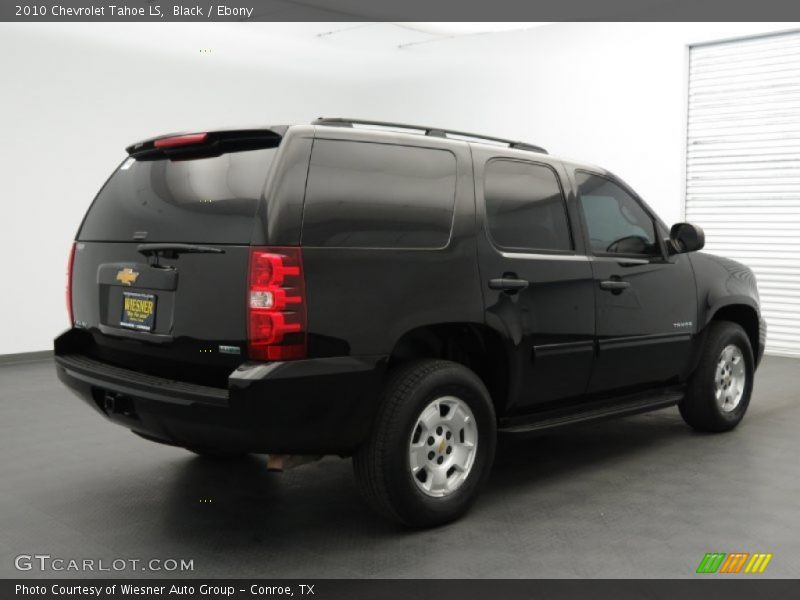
[387,323,511,418]
[708,303,760,362]
[691,302,761,376]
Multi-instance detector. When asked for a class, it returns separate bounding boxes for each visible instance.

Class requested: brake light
[248,247,307,361]
[66,242,76,325]
[154,133,208,149]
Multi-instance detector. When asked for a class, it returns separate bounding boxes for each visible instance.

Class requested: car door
[475,150,595,413]
[571,170,697,394]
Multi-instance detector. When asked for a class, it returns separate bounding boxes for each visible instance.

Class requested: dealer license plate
[120,291,157,332]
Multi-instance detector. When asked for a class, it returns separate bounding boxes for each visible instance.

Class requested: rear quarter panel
[299,128,483,358]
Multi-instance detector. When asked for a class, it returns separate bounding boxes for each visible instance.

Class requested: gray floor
[1,357,798,579]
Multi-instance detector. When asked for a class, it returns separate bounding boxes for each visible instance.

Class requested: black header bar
[5,579,800,600]
[3,0,800,22]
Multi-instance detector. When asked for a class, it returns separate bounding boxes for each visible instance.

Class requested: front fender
[688,252,765,367]
[690,252,761,327]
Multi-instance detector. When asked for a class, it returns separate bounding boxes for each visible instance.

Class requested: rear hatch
[70,130,282,387]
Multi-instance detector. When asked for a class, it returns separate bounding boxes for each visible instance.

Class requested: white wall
[1,22,796,354]
[0,23,441,354]
[397,22,800,224]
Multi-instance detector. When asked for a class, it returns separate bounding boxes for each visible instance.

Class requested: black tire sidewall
[382,364,496,526]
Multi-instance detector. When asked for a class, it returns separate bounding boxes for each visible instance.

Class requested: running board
[498,389,683,434]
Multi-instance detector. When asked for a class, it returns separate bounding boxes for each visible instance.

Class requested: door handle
[599,280,631,293]
[489,277,529,294]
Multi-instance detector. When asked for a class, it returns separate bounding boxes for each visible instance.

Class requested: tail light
[247,247,307,361]
[66,242,76,325]
[154,133,208,149]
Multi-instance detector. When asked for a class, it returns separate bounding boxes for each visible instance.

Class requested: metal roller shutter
[686,31,800,357]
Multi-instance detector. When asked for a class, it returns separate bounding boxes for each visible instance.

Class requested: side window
[575,172,658,256]
[302,140,457,248]
[484,160,572,252]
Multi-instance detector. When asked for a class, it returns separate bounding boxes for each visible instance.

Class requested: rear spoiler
[126,127,286,160]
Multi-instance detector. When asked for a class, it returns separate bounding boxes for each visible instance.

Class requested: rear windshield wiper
[137,243,225,261]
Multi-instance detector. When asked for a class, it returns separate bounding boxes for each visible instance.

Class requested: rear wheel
[354,360,496,528]
[680,321,754,432]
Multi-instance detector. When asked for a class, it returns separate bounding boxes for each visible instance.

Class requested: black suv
[56,118,766,527]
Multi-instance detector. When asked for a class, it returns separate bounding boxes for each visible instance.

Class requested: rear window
[78,148,277,243]
[484,159,572,252]
[302,140,457,248]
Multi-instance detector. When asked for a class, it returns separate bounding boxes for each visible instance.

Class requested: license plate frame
[120,291,157,332]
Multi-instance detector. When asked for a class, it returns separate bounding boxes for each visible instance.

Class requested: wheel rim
[714,344,746,413]
[408,396,478,498]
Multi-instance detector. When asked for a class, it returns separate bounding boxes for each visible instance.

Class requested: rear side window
[302,140,457,248]
[78,148,277,244]
[484,160,572,252]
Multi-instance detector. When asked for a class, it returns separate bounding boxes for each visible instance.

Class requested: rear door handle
[489,278,529,293]
[599,280,631,292]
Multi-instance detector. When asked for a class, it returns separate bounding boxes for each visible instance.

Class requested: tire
[185,447,248,460]
[680,321,754,433]
[353,359,497,528]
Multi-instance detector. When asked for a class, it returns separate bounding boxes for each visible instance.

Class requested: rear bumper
[54,331,385,455]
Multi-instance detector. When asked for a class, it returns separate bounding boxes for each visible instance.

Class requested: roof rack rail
[313,117,547,155]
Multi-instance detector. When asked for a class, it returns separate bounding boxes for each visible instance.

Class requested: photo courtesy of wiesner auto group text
[1,0,799,598]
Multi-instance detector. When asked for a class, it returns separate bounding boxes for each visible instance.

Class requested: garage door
[686,31,800,357]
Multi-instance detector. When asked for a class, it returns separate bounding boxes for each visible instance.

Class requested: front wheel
[680,321,754,433]
[353,360,496,528]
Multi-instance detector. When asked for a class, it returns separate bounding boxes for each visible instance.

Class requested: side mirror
[669,222,705,254]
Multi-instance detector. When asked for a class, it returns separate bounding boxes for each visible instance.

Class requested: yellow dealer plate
[120,291,157,332]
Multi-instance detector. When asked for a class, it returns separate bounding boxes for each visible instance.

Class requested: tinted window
[79,148,277,243]
[576,173,658,256]
[302,140,457,248]
[484,160,572,252]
